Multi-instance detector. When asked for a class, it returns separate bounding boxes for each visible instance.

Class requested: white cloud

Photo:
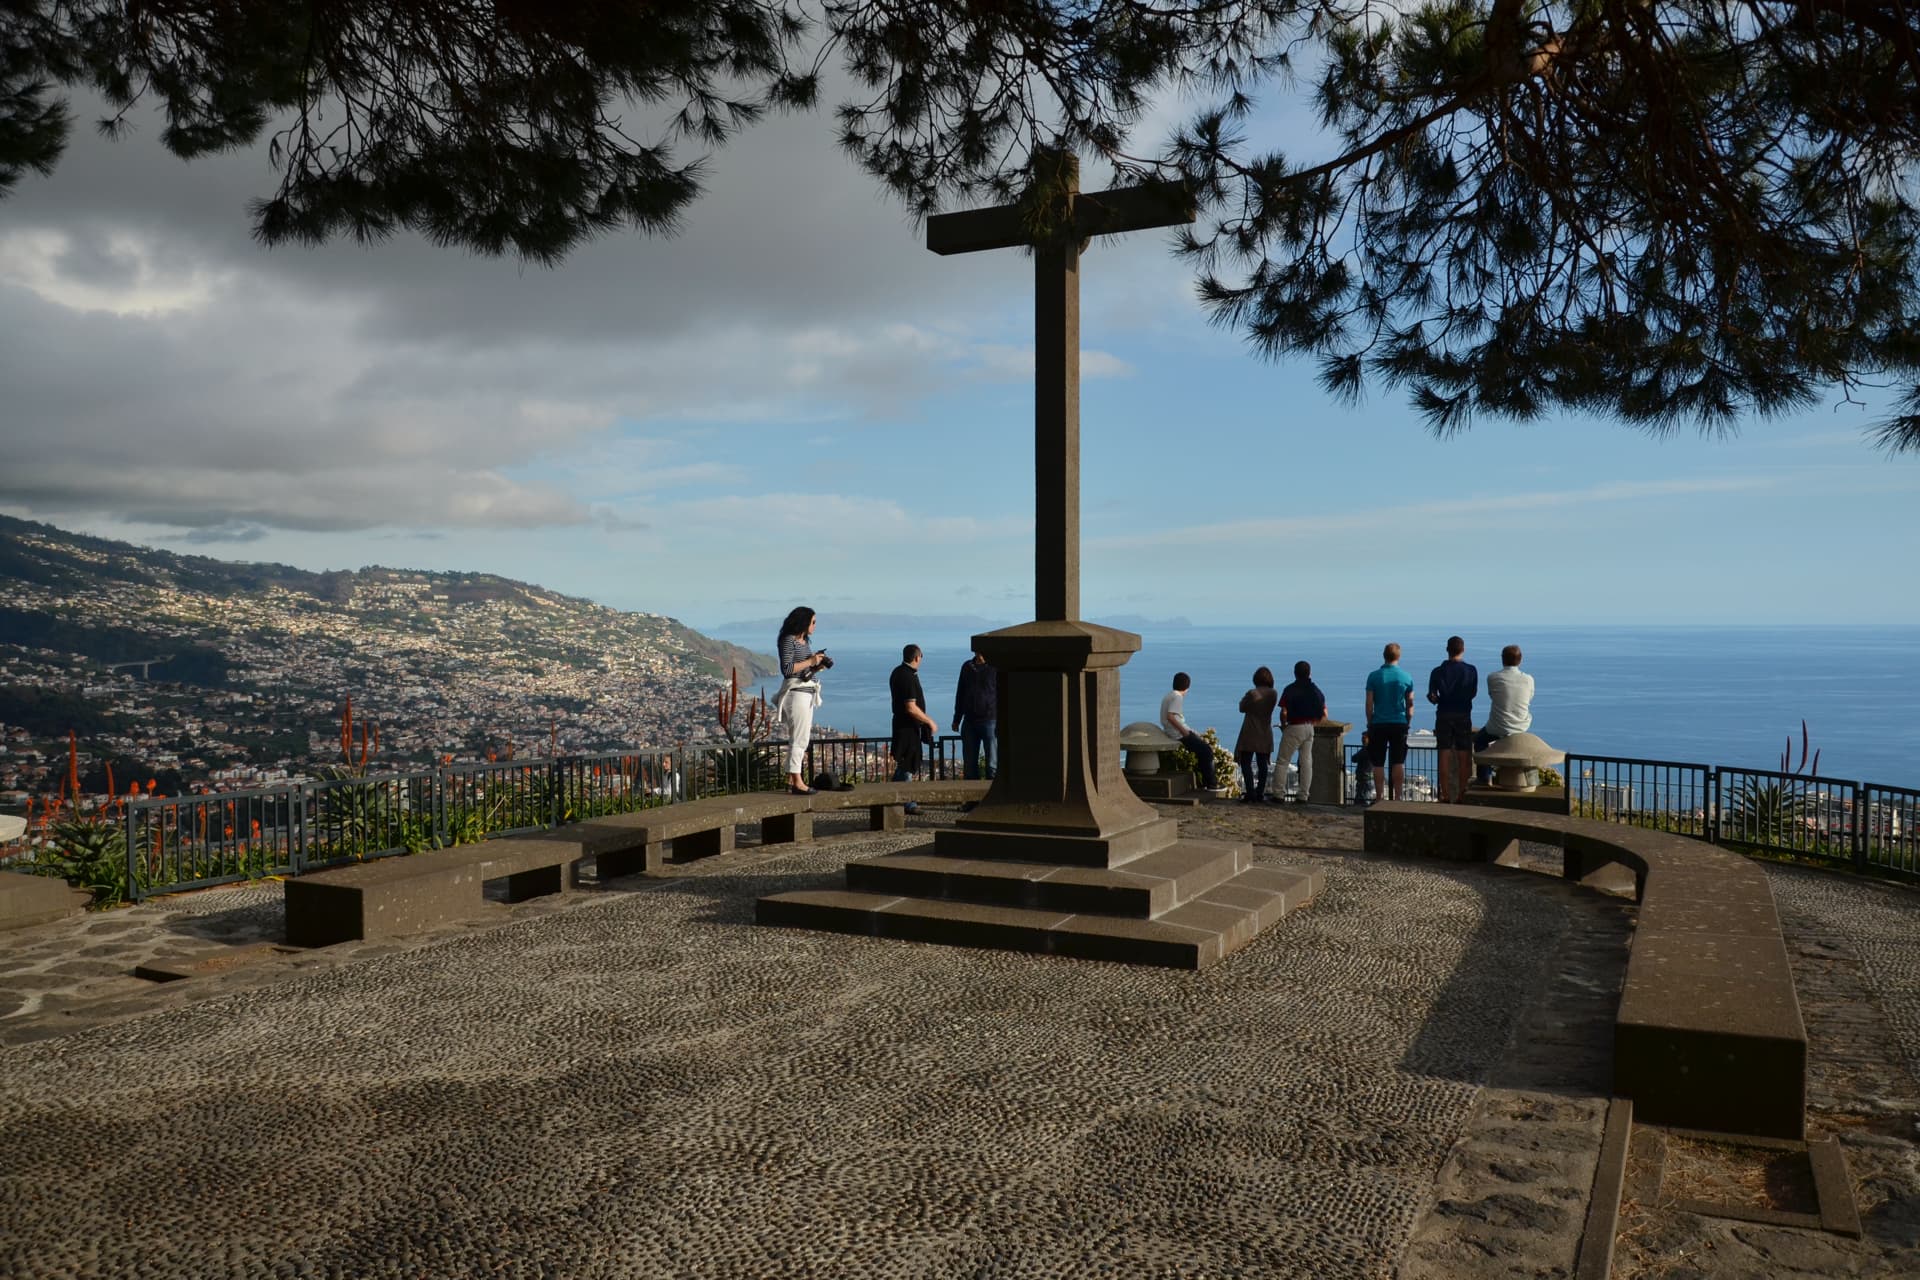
[1091,476,1780,551]
[0,228,227,315]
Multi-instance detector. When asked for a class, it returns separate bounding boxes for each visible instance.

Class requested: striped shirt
[778,633,813,679]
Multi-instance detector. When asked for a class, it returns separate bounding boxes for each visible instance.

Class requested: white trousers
[781,690,816,775]
[1278,724,1315,801]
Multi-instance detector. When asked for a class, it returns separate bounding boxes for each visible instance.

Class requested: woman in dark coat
[1235,667,1279,803]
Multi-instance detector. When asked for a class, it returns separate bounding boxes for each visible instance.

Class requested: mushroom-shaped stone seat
[1119,721,1180,775]
[1474,732,1565,792]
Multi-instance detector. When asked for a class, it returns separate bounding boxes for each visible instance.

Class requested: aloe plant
[1724,721,1821,843]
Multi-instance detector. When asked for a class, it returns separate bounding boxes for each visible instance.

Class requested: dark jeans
[1181,731,1217,788]
[1474,728,1499,783]
[1236,750,1270,799]
[960,715,996,779]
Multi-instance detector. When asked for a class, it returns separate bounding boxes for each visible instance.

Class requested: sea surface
[711,624,1919,788]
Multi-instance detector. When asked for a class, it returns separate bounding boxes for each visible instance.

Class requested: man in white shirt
[1159,671,1217,790]
[1479,645,1536,781]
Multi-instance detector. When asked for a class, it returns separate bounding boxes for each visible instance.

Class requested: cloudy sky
[2,81,1916,631]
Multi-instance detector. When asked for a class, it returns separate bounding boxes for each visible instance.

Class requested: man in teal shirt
[1364,643,1416,803]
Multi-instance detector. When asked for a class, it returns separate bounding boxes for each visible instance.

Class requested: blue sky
[1,87,1914,629]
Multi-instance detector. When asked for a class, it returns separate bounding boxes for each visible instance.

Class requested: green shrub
[1168,728,1240,796]
[36,817,130,907]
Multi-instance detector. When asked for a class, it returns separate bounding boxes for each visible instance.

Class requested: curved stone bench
[1363,801,1807,1141]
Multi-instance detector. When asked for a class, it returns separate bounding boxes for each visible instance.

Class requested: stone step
[932,816,1180,869]
[843,838,1248,919]
[757,863,1324,971]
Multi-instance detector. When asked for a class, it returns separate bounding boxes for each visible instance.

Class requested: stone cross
[927,152,1195,621]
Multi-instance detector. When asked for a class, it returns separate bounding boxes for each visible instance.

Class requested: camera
[815,651,834,671]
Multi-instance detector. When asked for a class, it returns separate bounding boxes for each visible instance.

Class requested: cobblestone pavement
[1,800,1917,1278]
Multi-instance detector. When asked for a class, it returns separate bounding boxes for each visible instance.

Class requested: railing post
[679,739,691,803]
[1707,769,1721,845]
[549,757,564,829]
[1853,781,1869,871]
[124,801,140,904]
[434,767,449,848]
[292,783,306,875]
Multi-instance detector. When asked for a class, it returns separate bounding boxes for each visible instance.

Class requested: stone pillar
[948,619,1165,845]
[1310,720,1351,806]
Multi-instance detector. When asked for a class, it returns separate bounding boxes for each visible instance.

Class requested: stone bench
[568,792,816,880]
[564,783,995,879]
[816,780,992,831]
[1363,802,1807,1141]
[0,869,92,932]
[284,833,582,947]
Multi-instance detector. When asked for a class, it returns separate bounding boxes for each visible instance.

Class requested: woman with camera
[775,606,832,794]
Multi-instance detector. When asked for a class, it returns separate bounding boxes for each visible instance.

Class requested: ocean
[710,624,1919,787]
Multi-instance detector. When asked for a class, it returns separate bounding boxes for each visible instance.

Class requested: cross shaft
[926,155,1194,621]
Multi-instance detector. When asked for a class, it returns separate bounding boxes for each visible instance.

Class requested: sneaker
[903,801,921,816]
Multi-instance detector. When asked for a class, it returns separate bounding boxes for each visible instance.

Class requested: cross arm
[927,181,1196,255]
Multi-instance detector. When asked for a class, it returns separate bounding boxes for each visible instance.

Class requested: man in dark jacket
[951,649,997,780]
[1278,661,1328,803]
[889,646,940,806]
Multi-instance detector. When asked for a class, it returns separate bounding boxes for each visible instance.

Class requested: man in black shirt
[1427,635,1479,803]
[951,649,998,781]
[889,645,940,804]
[1278,661,1328,803]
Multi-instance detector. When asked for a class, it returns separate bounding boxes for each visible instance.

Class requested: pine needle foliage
[6,1,1920,449]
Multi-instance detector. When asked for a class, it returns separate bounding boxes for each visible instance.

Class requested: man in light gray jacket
[1478,645,1536,782]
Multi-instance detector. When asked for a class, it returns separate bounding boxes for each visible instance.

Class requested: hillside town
[0,520,773,809]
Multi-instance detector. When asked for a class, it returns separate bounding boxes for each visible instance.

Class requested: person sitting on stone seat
[1160,672,1217,791]
[1477,644,1536,784]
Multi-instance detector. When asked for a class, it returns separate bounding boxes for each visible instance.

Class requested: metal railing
[126,784,307,898]
[802,734,960,785]
[1563,754,1919,883]
[1860,781,1920,878]
[1566,754,1713,838]
[13,736,1914,902]
[0,734,970,902]
[1342,746,1440,802]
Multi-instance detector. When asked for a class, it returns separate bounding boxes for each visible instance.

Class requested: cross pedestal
[756,154,1324,966]
[937,619,1167,862]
